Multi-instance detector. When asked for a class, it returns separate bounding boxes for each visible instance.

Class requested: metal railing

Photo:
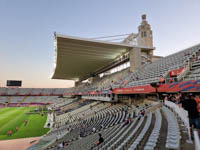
[127,77,159,87]
[82,95,112,102]
[164,100,192,143]
[182,74,200,81]
[177,65,190,81]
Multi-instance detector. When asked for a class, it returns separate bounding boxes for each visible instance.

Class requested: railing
[163,65,189,83]
[40,139,56,150]
[192,60,200,66]
[127,77,159,87]
[164,100,192,143]
[82,95,112,101]
[194,130,200,150]
[177,65,190,81]
[163,69,170,79]
[183,74,200,81]
[164,77,178,83]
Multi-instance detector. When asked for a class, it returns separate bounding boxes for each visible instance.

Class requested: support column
[75,81,81,87]
[129,47,142,72]
[128,97,132,106]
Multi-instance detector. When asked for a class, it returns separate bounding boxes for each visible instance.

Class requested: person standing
[180,94,200,129]
[7,130,12,136]
[195,95,200,115]
[97,133,104,145]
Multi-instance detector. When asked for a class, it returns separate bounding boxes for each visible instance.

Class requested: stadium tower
[138,14,153,49]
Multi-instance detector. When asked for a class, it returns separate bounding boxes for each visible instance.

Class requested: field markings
[0,108,30,133]
[0,108,14,115]
[0,107,49,140]
[0,108,26,129]
[0,108,22,119]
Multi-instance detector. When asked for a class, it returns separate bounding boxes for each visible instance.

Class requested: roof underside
[51,34,133,80]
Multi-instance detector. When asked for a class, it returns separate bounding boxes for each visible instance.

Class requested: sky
[0,0,200,88]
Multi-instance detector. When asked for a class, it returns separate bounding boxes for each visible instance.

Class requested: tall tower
[137,14,153,49]
[129,14,155,72]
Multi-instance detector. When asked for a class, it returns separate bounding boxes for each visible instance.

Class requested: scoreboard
[7,80,22,87]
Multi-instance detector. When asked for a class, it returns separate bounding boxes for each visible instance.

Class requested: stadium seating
[59,43,200,95]
[7,88,18,95]
[0,96,63,104]
[184,59,200,81]
[3,94,192,150]
[19,88,32,95]
[162,106,181,149]
[144,109,162,150]
[0,96,9,103]
[1,43,200,150]
[0,88,67,96]
[123,44,200,88]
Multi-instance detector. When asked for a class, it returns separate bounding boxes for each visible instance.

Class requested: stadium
[1,4,200,150]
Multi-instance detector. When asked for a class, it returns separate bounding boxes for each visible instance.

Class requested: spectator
[7,130,12,136]
[123,119,129,127]
[174,93,181,104]
[168,94,176,103]
[92,127,96,132]
[62,141,65,147]
[24,119,28,126]
[178,93,185,104]
[58,142,63,149]
[133,111,136,118]
[180,94,200,129]
[163,95,168,104]
[56,134,60,141]
[125,105,128,113]
[195,95,200,114]
[128,117,132,123]
[169,78,173,83]
[141,109,145,116]
[80,128,86,137]
[159,76,165,84]
[96,133,104,145]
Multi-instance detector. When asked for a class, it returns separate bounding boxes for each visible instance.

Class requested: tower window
[141,32,146,38]
[144,31,146,37]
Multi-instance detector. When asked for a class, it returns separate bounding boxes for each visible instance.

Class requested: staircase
[181,49,200,81]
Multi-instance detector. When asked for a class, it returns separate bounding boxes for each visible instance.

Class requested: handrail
[164,100,192,143]
[177,65,190,81]
[82,95,112,102]
[194,130,200,150]
[128,77,159,87]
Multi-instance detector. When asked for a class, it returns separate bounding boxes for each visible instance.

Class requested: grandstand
[1,14,200,150]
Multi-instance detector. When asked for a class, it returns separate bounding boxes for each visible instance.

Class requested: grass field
[0,107,50,140]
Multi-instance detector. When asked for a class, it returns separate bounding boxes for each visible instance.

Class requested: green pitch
[0,107,50,140]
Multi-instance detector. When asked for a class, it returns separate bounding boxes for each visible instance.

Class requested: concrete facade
[129,47,142,72]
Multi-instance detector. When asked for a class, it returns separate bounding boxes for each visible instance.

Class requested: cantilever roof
[51,34,135,80]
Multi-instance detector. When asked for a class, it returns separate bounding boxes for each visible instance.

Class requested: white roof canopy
[51,34,135,80]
